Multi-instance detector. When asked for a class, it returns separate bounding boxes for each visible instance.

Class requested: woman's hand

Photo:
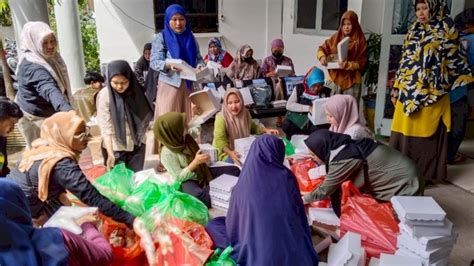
[229,150,242,166]
[319,56,328,66]
[308,105,313,114]
[165,63,182,72]
[266,71,278,78]
[106,152,115,171]
[190,150,210,169]
[191,102,202,117]
[263,128,279,136]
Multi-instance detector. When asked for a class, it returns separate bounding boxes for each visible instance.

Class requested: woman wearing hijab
[324,94,373,140]
[317,11,367,102]
[206,135,319,265]
[6,111,135,228]
[154,112,239,207]
[97,60,153,172]
[226,44,261,82]
[0,179,113,266]
[204,37,233,68]
[260,38,295,78]
[150,4,205,123]
[303,130,422,215]
[134,43,151,87]
[390,0,473,182]
[282,66,331,140]
[213,88,279,166]
[15,21,73,148]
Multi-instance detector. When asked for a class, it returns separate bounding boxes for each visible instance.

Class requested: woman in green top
[154,112,239,207]
[212,88,279,166]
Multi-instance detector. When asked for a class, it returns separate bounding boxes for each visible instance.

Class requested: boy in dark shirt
[0,97,23,176]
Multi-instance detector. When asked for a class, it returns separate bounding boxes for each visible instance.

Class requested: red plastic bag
[340,181,399,258]
[83,165,107,181]
[101,218,147,266]
[291,159,321,192]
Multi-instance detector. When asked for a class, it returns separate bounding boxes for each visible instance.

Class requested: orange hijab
[18,111,85,201]
[319,11,367,90]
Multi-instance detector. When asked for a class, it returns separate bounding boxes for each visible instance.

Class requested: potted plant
[362,32,381,131]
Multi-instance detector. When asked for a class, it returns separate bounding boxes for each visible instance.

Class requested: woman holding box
[212,89,279,166]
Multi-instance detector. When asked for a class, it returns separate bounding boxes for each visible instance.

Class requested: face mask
[243,57,253,63]
[272,51,283,58]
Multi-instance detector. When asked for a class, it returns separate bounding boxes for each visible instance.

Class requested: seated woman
[281,67,330,140]
[0,179,113,265]
[204,37,234,68]
[226,44,261,83]
[324,94,374,139]
[97,60,153,172]
[212,88,279,166]
[302,130,422,216]
[206,135,319,265]
[7,111,135,228]
[153,112,240,208]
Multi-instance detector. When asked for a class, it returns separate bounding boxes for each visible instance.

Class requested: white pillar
[9,0,49,52]
[54,0,86,93]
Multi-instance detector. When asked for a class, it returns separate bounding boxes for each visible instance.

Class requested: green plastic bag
[282,137,295,156]
[155,183,209,225]
[206,246,236,266]
[93,163,134,206]
[122,179,162,216]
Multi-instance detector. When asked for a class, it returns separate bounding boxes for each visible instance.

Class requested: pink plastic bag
[340,181,399,258]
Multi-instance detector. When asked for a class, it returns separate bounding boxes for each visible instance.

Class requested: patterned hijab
[207,37,226,63]
[17,21,73,103]
[319,11,368,90]
[394,0,474,115]
[18,111,85,202]
[226,45,259,80]
[153,112,212,186]
[219,88,251,150]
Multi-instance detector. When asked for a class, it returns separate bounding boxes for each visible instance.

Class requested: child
[73,71,105,122]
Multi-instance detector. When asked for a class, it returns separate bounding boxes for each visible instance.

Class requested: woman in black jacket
[7,111,135,227]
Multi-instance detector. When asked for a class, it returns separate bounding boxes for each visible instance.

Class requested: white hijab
[17,21,73,102]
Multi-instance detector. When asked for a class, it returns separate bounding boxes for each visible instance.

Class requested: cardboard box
[327,37,350,69]
[379,253,422,266]
[198,143,218,165]
[275,65,293,77]
[308,98,329,125]
[391,196,446,221]
[234,136,256,164]
[189,88,221,127]
[209,174,239,194]
[165,58,212,81]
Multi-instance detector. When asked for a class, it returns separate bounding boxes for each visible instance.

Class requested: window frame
[293,0,345,36]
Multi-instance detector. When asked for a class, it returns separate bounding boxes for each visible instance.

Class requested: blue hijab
[0,179,68,266]
[207,37,226,63]
[163,4,198,67]
[226,135,319,265]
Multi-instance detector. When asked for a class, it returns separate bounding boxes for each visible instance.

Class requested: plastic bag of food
[93,163,134,206]
[205,246,236,266]
[123,179,162,216]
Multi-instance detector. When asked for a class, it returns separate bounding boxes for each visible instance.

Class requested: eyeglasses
[76,126,91,141]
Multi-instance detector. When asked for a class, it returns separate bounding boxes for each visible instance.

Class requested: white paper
[44,206,98,234]
[308,98,329,125]
[239,87,254,106]
[275,65,293,77]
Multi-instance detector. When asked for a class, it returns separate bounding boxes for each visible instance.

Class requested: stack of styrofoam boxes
[319,232,365,266]
[368,253,422,266]
[209,174,238,213]
[390,196,457,266]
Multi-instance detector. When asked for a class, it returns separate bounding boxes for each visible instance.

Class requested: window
[295,0,348,34]
[153,0,218,33]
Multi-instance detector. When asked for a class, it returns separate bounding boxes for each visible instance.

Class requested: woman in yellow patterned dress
[390,0,473,182]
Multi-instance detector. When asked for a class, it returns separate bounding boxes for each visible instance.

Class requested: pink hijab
[17,21,72,102]
[324,94,359,134]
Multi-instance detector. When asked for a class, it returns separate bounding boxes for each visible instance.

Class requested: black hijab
[107,60,153,147]
[136,43,151,72]
[304,130,379,164]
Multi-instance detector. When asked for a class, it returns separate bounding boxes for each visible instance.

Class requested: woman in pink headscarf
[15,21,73,148]
[324,94,373,140]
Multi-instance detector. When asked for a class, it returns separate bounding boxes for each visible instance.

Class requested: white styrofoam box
[211,197,229,212]
[397,231,457,252]
[198,143,218,165]
[400,217,445,227]
[239,87,254,106]
[327,232,365,266]
[308,165,326,179]
[400,219,453,238]
[271,100,287,108]
[391,196,446,221]
[44,206,98,234]
[189,88,221,127]
[368,257,380,266]
[379,253,422,266]
[308,208,340,226]
[395,247,451,266]
[308,98,329,126]
[275,65,293,77]
[397,241,452,262]
[166,58,211,81]
[318,263,328,266]
[290,134,310,154]
[209,174,239,194]
[234,136,256,164]
[209,190,231,203]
